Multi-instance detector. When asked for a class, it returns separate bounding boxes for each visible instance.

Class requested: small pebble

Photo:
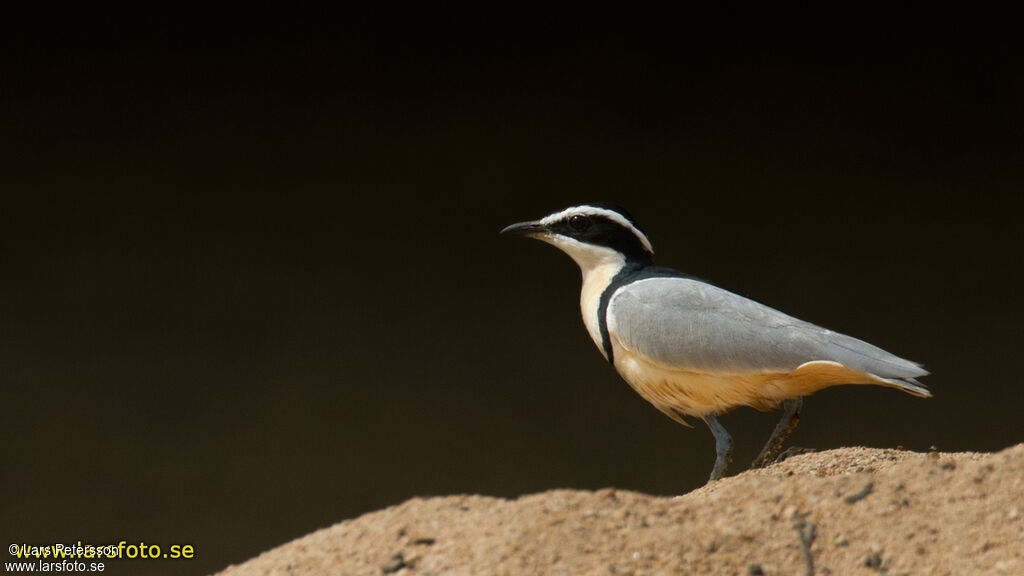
[381,552,406,574]
[863,553,882,568]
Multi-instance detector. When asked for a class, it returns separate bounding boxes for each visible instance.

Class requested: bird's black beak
[500,220,547,237]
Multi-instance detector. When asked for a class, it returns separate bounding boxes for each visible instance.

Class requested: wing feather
[607,277,928,382]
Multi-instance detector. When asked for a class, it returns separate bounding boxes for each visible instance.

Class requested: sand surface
[216,445,1024,575]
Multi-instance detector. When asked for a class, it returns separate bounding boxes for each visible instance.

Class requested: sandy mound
[217,445,1023,575]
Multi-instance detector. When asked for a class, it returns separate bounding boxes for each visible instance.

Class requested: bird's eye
[568,214,591,232]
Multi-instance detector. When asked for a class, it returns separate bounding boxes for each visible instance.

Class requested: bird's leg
[751,397,803,469]
[703,415,733,482]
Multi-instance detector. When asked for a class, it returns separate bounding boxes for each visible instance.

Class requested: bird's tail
[771,361,932,400]
[876,375,932,398]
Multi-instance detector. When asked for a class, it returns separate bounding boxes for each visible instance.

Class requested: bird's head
[501,204,654,270]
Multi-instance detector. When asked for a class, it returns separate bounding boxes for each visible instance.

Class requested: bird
[501,203,930,483]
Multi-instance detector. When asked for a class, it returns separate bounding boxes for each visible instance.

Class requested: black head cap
[516,204,655,264]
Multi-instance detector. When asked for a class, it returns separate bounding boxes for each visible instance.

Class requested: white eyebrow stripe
[538,205,654,254]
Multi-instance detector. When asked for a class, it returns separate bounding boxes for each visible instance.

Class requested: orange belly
[611,338,902,425]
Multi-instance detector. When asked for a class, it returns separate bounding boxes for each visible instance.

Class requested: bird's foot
[708,451,733,483]
[773,446,817,464]
[751,397,802,469]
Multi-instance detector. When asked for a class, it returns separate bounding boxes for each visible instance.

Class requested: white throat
[540,235,626,358]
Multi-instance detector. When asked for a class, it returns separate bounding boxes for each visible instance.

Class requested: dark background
[3,13,1022,575]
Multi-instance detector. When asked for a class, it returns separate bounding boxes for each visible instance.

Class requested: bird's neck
[578,253,631,355]
[541,234,653,355]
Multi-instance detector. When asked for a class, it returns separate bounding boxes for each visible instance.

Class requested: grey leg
[703,415,733,482]
[751,397,803,469]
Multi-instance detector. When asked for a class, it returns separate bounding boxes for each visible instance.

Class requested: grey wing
[607,277,928,381]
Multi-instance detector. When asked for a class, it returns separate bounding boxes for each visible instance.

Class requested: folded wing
[607,277,930,396]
